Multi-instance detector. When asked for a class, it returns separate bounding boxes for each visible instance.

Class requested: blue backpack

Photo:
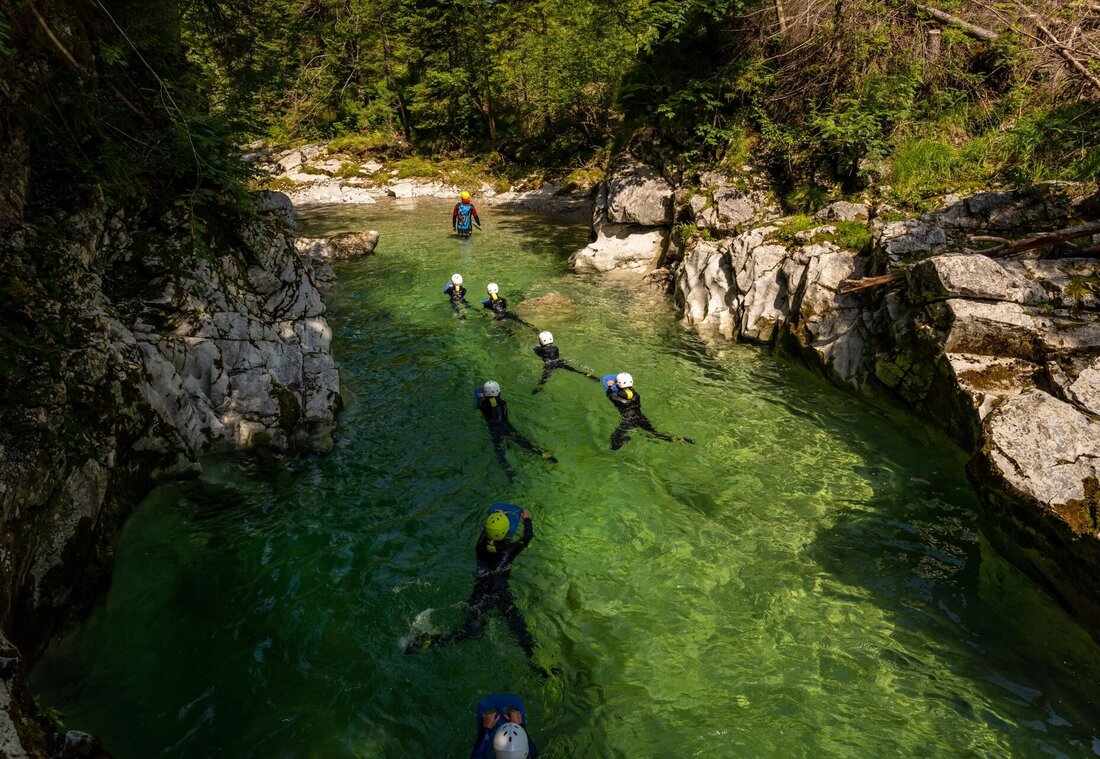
[456,203,474,232]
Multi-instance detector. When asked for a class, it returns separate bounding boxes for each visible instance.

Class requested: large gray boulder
[570,223,667,274]
[605,159,673,227]
[907,254,1047,306]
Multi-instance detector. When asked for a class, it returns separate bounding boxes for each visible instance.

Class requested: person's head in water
[461,191,471,203]
[537,331,553,346]
[615,372,633,389]
[451,273,463,286]
[487,282,499,297]
[482,380,501,398]
[484,509,513,554]
[493,722,529,758]
[485,511,510,541]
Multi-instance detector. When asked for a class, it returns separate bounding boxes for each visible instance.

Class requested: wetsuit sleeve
[445,284,453,295]
[511,517,533,554]
[472,206,481,225]
[470,727,494,759]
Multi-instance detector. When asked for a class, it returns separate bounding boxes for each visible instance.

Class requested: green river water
[33,200,1100,757]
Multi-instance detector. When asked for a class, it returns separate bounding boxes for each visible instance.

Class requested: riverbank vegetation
[182,0,1100,210]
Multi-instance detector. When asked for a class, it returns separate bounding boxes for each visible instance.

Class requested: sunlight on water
[33,200,1100,757]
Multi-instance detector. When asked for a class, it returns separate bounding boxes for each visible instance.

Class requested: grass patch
[784,184,830,213]
[771,214,871,251]
[333,161,364,179]
[773,215,817,241]
[327,131,397,157]
[562,166,605,193]
[252,176,302,193]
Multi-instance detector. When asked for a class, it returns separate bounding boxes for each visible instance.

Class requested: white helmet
[451,273,463,286]
[487,282,500,295]
[483,380,501,397]
[493,723,529,758]
[538,331,554,346]
[616,372,634,388]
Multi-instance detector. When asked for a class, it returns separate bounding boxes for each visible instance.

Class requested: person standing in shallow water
[453,191,482,237]
[403,505,541,672]
[602,372,694,450]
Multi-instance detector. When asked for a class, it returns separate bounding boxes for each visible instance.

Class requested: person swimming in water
[471,693,539,759]
[602,372,693,451]
[444,272,469,317]
[403,505,540,669]
[530,331,598,394]
[474,380,556,478]
[481,283,536,335]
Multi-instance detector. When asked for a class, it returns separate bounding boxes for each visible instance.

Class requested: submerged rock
[297,230,380,261]
[514,291,577,318]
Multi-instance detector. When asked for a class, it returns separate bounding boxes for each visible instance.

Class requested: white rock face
[570,183,668,275]
[286,183,378,205]
[675,223,869,384]
[908,254,1047,305]
[984,390,1098,508]
[677,240,736,338]
[569,222,667,274]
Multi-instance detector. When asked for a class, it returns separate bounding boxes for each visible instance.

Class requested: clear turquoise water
[33,200,1100,757]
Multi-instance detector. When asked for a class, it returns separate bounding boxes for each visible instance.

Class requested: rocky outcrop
[571,158,779,276]
[589,169,1097,637]
[570,181,670,274]
[666,183,1100,636]
[0,192,342,753]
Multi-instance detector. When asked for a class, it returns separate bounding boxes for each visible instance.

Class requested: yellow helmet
[485,512,510,541]
[461,191,471,201]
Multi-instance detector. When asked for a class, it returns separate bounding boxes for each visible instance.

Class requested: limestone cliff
[575,156,1100,640]
[0,192,341,755]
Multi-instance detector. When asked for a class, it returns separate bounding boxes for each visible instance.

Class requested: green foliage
[887,138,966,206]
[328,132,396,157]
[784,184,830,214]
[773,215,818,242]
[772,215,871,251]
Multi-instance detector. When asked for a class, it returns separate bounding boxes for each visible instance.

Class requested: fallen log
[913,3,999,41]
[838,271,904,294]
[1029,12,1100,93]
[964,222,1100,258]
[839,222,1100,293]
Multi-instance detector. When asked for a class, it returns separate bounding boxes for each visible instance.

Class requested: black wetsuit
[532,344,597,393]
[444,283,469,316]
[482,294,535,332]
[606,386,686,450]
[477,395,556,477]
[411,517,536,658]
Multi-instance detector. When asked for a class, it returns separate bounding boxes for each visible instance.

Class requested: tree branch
[1024,8,1100,92]
[912,4,999,41]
